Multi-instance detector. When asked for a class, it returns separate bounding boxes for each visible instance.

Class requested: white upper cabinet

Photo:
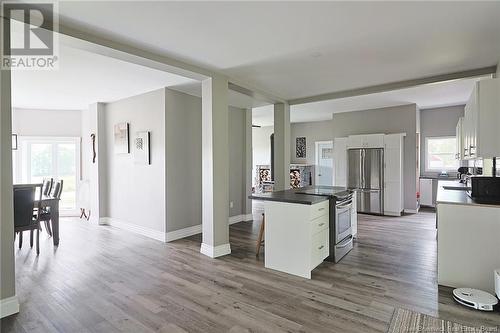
[333,137,347,186]
[347,134,384,149]
[455,117,463,160]
[462,78,500,159]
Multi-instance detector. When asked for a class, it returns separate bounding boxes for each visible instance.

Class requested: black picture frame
[296,137,306,158]
[12,134,17,150]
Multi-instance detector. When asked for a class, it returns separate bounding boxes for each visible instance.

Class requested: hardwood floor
[2,208,499,332]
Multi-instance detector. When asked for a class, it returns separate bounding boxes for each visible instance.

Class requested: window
[14,137,80,214]
[425,136,458,172]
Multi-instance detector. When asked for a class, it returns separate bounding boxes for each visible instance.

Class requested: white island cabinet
[437,181,500,294]
[264,200,329,279]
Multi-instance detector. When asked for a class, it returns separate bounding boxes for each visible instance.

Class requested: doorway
[315,141,333,186]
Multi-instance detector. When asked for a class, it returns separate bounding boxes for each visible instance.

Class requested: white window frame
[424,136,458,172]
[15,136,81,216]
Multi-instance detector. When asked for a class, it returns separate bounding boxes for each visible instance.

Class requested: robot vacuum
[453,288,498,311]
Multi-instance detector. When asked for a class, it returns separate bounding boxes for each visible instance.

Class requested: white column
[0,16,19,317]
[244,108,253,217]
[273,103,291,191]
[200,76,231,258]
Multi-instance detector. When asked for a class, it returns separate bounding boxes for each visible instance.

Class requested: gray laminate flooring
[2,207,499,332]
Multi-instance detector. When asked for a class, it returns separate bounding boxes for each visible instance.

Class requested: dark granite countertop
[249,186,349,205]
[436,180,500,208]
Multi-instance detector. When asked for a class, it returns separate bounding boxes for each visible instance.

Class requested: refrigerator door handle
[361,149,365,189]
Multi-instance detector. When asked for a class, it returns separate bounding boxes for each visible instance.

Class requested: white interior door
[315,141,333,186]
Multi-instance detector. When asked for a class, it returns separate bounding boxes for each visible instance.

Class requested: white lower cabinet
[437,202,500,294]
[419,178,434,207]
[264,200,329,279]
[310,229,329,268]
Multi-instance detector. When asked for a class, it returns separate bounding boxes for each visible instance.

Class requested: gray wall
[331,104,418,211]
[102,88,248,235]
[420,105,464,178]
[286,104,419,210]
[253,104,423,210]
[290,120,334,165]
[228,107,246,217]
[104,89,166,232]
[1,51,16,302]
[165,88,202,232]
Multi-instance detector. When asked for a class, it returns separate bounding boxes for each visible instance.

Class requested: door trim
[315,140,333,186]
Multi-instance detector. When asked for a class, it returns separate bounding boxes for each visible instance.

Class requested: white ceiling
[252,77,485,127]
[11,43,198,110]
[57,1,500,100]
[11,41,268,110]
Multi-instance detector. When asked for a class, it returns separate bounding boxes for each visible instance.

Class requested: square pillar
[244,108,253,216]
[0,16,19,317]
[273,103,291,191]
[200,76,231,258]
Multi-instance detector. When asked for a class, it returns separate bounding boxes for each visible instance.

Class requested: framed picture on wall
[114,122,129,154]
[134,131,150,165]
[296,137,306,158]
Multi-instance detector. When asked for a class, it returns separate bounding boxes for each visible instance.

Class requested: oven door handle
[336,235,353,248]
[336,200,352,209]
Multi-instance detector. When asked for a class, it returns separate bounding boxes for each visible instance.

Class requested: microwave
[466,176,500,203]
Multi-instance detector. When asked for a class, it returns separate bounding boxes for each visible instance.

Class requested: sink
[442,186,471,191]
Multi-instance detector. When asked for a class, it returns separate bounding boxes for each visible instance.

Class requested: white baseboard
[167,214,254,242]
[0,295,19,319]
[100,217,167,242]
[100,214,255,243]
[200,242,231,258]
[229,213,254,225]
[403,208,419,214]
[166,224,202,242]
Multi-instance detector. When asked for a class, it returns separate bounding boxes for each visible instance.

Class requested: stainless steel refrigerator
[347,148,384,215]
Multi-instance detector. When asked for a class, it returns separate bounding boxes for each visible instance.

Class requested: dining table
[14,184,60,246]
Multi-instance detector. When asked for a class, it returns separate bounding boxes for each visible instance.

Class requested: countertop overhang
[436,180,500,208]
[249,186,348,205]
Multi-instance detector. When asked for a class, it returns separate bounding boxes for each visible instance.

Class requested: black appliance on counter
[295,187,354,263]
[466,176,500,204]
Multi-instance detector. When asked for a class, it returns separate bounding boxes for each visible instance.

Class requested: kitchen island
[250,186,355,279]
[436,180,500,294]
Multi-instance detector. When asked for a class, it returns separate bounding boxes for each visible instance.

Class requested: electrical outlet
[230,201,234,208]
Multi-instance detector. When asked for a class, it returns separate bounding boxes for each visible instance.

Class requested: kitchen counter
[436,180,500,207]
[249,186,348,205]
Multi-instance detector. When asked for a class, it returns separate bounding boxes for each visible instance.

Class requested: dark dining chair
[42,178,53,196]
[39,179,63,237]
[50,179,63,199]
[14,184,43,255]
